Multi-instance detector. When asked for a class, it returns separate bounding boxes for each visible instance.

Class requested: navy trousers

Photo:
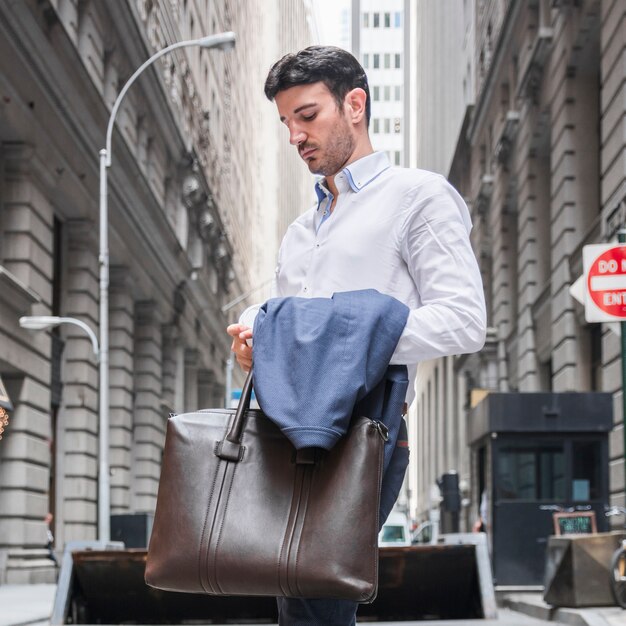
[276,597,358,626]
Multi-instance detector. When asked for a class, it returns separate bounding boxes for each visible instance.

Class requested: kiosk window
[497,446,565,501]
[572,441,601,500]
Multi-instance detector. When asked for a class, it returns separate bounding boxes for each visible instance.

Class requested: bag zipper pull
[371,420,389,442]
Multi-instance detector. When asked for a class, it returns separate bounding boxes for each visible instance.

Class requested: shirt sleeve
[237,252,282,331]
[390,176,487,365]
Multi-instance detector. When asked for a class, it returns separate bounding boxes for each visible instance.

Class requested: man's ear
[344,88,367,125]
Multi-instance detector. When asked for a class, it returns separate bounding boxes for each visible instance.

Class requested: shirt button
[303,287,308,292]
[315,244,320,248]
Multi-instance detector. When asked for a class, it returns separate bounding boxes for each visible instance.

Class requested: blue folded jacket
[252,288,409,451]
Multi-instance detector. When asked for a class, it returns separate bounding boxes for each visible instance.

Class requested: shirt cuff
[238,304,261,346]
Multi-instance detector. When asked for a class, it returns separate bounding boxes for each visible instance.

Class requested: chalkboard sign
[552,511,597,536]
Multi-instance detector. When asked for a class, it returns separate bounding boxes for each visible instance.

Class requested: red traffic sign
[583,244,626,322]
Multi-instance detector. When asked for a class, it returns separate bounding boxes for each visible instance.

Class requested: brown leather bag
[145,369,387,602]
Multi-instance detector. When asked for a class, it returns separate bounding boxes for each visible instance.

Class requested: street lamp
[19,316,100,359]
[99,31,236,541]
[19,316,101,531]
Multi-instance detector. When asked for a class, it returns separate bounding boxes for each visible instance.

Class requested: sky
[310,0,351,49]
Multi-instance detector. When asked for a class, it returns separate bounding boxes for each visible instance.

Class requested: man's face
[275,82,356,177]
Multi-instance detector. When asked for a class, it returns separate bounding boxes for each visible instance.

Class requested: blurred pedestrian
[45,512,58,567]
[473,489,488,533]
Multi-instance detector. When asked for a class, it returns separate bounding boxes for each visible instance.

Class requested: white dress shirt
[241,151,486,404]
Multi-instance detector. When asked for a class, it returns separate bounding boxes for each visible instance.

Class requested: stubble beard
[307,116,356,177]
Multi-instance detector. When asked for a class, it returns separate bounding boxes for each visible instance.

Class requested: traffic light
[438,472,461,513]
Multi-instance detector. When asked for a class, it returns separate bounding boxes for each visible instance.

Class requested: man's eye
[302,114,316,121]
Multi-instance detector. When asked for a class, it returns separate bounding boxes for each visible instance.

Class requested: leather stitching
[293,463,313,597]
[211,419,247,594]
[198,457,221,594]
[278,465,302,597]
[205,463,229,594]
[288,467,305,597]
[212,460,238,594]
[206,411,246,594]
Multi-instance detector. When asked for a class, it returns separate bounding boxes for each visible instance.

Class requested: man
[227,46,486,625]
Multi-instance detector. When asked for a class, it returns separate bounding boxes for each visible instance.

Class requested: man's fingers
[231,339,250,354]
[227,323,249,337]
[226,324,253,372]
[230,337,252,357]
[236,354,252,371]
[239,328,253,340]
[237,344,252,357]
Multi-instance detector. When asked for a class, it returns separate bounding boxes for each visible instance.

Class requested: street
[2,584,624,626]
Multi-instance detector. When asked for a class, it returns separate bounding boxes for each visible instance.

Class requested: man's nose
[289,125,306,146]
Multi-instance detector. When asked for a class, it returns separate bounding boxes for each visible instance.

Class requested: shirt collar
[314,151,391,203]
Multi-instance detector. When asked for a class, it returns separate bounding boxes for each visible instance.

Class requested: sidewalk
[0,584,55,626]
[501,592,625,626]
[0,584,624,626]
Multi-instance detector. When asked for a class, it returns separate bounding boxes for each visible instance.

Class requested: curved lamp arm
[19,315,100,360]
[105,31,236,166]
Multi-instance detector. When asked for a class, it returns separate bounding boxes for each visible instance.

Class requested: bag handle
[215,369,254,461]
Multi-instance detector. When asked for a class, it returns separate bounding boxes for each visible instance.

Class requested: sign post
[583,232,626,492]
[621,230,626,498]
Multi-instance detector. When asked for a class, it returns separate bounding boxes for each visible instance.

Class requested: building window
[384,118,390,133]
[384,53,391,69]
[363,53,369,68]
[384,85,390,101]
[373,86,380,101]
[373,118,380,133]
[394,151,401,165]
[394,11,402,27]
[373,53,380,69]
[362,12,369,27]
[395,85,401,100]
[497,445,565,501]
[395,53,401,69]
[384,12,391,27]
[373,12,380,27]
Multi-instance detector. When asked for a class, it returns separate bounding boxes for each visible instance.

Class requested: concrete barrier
[51,533,496,623]
[544,531,626,608]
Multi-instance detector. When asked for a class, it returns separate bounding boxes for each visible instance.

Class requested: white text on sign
[598,259,626,273]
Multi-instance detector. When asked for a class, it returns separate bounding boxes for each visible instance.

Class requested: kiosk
[469,392,612,586]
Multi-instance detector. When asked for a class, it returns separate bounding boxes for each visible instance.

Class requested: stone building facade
[414,0,475,176]
[407,0,478,525]
[0,0,313,583]
[412,0,626,531]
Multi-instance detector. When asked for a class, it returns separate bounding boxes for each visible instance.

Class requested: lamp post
[99,31,235,541]
[220,278,273,407]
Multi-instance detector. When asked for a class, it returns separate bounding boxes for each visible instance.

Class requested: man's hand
[226,324,253,372]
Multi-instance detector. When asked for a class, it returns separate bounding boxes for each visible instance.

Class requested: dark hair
[264,46,371,125]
